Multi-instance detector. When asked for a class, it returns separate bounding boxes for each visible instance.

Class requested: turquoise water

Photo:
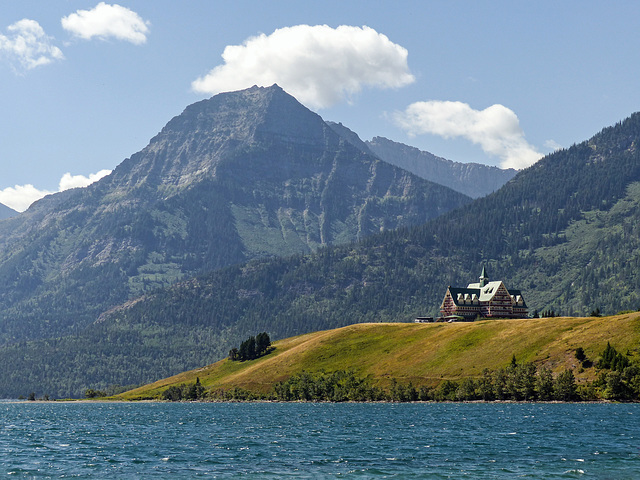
[1,402,639,478]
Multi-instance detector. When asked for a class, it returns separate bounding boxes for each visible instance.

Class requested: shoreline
[9,398,636,405]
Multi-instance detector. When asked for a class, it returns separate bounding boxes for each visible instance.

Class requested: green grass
[115,313,640,400]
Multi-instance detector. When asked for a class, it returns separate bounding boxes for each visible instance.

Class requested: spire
[479,265,489,287]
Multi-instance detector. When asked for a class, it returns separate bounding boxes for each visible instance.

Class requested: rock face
[0,84,471,343]
[365,136,517,198]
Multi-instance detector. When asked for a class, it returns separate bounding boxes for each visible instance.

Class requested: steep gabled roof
[508,289,528,308]
[446,286,481,306]
[447,281,524,306]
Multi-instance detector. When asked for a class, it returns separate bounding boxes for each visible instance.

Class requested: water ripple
[1,402,639,478]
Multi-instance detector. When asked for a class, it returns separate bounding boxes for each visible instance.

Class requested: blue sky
[1,1,639,211]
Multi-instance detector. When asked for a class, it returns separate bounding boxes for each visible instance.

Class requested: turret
[479,265,489,287]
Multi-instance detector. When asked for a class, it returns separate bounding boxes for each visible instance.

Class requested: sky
[2,1,640,211]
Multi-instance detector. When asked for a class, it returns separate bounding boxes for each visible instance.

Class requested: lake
[1,402,639,478]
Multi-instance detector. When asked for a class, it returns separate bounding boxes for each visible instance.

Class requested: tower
[479,265,489,287]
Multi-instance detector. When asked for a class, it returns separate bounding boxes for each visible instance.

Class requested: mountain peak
[159,83,320,143]
[111,85,329,189]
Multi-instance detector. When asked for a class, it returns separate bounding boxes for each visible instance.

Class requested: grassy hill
[116,313,640,400]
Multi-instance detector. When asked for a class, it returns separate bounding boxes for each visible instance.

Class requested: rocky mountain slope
[366,136,517,198]
[0,85,470,345]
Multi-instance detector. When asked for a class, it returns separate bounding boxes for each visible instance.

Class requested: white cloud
[544,139,563,152]
[0,184,54,212]
[0,169,111,212]
[0,19,64,71]
[61,2,150,44]
[191,24,415,109]
[394,101,542,169]
[59,169,111,191]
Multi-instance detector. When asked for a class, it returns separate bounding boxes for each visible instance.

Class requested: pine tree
[554,369,578,401]
[255,332,271,356]
[535,367,554,401]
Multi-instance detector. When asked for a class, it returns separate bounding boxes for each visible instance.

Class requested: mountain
[0,203,18,220]
[365,136,517,198]
[5,110,637,398]
[0,85,471,346]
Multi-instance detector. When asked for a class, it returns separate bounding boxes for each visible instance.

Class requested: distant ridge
[366,136,517,198]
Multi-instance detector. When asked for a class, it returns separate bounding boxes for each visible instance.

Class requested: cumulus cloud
[0,19,64,71]
[394,101,542,170]
[544,139,563,152]
[59,169,111,191]
[61,2,150,44]
[0,184,53,213]
[0,169,111,212]
[191,24,415,109]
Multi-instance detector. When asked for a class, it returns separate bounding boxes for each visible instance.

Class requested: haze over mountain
[0,85,470,348]
[366,136,518,198]
[3,110,640,398]
[326,121,517,198]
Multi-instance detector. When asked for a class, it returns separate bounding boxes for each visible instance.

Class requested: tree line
[159,343,640,403]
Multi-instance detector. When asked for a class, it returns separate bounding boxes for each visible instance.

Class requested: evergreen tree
[603,371,628,400]
[554,369,578,401]
[433,380,458,401]
[255,332,271,356]
[456,378,477,401]
[492,368,508,400]
[185,378,205,400]
[535,367,554,401]
[477,369,495,401]
[599,342,630,371]
[162,385,184,401]
[239,336,257,361]
[517,363,537,401]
